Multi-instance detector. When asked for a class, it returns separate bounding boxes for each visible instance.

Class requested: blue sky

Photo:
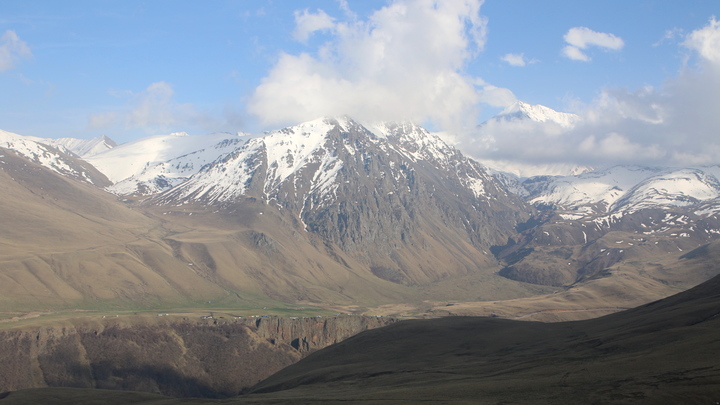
[1,1,720,172]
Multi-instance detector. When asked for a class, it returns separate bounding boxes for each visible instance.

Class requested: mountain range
[3,102,720,402]
[2,104,720,317]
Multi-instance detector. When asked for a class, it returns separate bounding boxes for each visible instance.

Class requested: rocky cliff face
[0,316,395,398]
[238,315,397,353]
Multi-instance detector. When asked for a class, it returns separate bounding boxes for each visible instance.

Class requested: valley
[1,265,719,404]
[2,110,720,402]
[3,114,720,320]
[4,2,720,402]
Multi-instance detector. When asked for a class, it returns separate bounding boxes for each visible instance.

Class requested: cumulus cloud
[562,26,624,62]
[465,17,720,175]
[0,30,32,72]
[249,0,499,130]
[682,16,720,64]
[561,45,591,62]
[500,52,536,67]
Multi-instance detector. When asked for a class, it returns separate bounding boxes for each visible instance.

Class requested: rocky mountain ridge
[491,165,720,286]
[2,110,720,308]
[152,117,528,259]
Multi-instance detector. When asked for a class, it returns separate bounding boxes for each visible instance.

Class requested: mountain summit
[152,116,530,284]
[497,101,579,128]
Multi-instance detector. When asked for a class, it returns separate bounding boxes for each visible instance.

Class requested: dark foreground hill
[2,271,720,404]
[243,273,720,404]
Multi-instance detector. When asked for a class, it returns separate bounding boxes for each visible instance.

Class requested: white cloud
[249,0,491,131]
[577,133,664,161]
[464,17,720,174]
[564,27,624,50]
[0,30,32,72]
[476,82,517,107]
[500,52,536,67]
[336,0,357,20]
[293,9,336,43]
[561,45,590,62]
[562,27,624,62]
[682,16,720,64]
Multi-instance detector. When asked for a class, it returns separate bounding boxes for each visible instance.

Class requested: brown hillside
[0,146,549,313]
[1,264,719,404]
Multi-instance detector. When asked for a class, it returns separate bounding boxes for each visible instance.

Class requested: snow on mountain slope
[156,117,352,205]
[263,117,340,190]
[524,166,720,216]
[496,101,579,128]
[525,166,661,210]
[85,132,247,184]
[107,137,247,196]
[159,117,500,206]
[0,129,109,185]
[45,135,117,158]
[369,121,455,165]
[0,128,47,144]
[614,168,720,213]
[153,117,528,261]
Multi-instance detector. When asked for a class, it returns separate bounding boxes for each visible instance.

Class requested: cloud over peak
[466,17,720,175]
[249,0,491,130]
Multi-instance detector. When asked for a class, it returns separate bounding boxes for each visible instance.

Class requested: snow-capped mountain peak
[152,116,527,263]
[360,120,458,167]
[498,101,579,128]
[523,165,720,216]
[261,117,349,186]
[153,117,499,204]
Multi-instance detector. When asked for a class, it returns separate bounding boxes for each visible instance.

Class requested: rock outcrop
[0,315,396,398]
[239,315,398,353]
